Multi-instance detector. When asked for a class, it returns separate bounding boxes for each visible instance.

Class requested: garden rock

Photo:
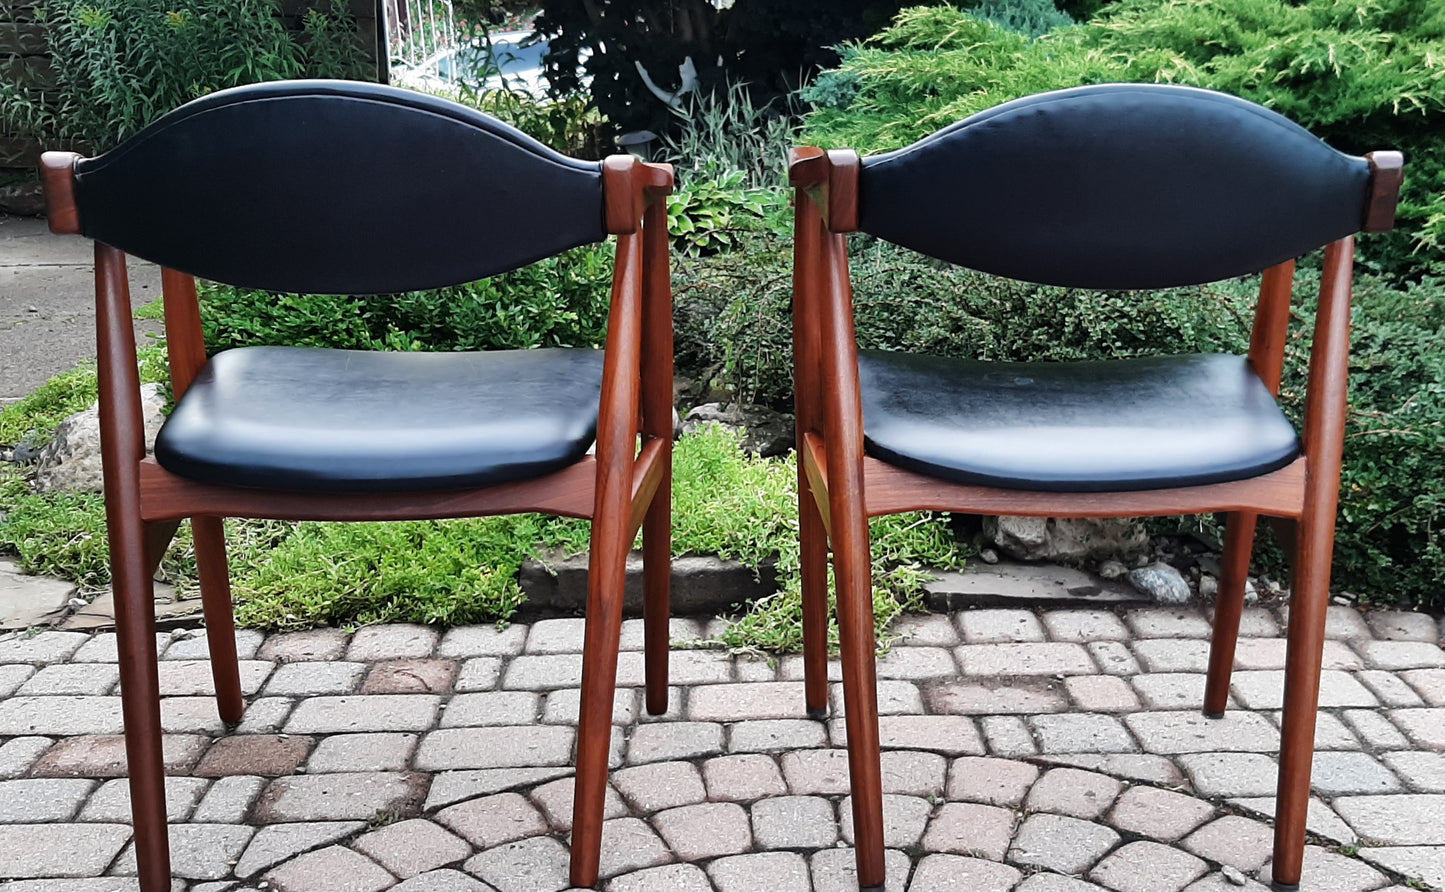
[983,516,1149,563]
[1127,562,1192,605]
[33,384,167,493]
[681,403,794,457]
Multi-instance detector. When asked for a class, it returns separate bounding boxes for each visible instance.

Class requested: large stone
[33,382,167,493]
[984,515,1149,563]
[926,561,1142,611]
[0,560,75,629]
[1128,562,1193,605]
[519,550,776,615]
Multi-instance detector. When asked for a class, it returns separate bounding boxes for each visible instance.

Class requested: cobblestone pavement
[0,603,1441,891]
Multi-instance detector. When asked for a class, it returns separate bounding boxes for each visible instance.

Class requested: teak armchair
[788,84,1403,890]
[40,80,674,890]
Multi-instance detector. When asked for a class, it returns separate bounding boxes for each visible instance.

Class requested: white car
[392,30,581,100]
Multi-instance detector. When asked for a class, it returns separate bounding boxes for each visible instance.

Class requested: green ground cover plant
[802,1,1445,279]
[0,413,965,644]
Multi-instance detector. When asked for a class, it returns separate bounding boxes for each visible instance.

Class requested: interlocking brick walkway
[0,603,1441,891]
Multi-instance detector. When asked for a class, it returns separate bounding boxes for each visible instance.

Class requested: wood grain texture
[137,456,598,522]
[817,229,886,888]
[860,455,1308,519]
[39,151,80,234]
[160,270,207,400]
[792,171,832,716]
[95,245,171,892]
[570,204,647,888]
[1363,151,1405,233]
[1248,260,1296,395]
[1273,237,1355,887]
[639,178,675,717]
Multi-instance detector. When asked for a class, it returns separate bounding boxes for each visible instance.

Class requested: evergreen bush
[802,1,1445,279]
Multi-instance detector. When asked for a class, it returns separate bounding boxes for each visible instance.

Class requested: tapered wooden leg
[642,466,671,716]
[799,468,830,718]
[191,515,242,724]
[1204,511,1258,716]
[835,537,885,888]
[570,520,629,887]
[113,514,171,891]
[1272,515,1332,889]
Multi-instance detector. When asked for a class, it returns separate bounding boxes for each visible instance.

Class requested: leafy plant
[199,243,616,354]
[666,171,781,255]
[0,0,369,150]
[661,80,803,190]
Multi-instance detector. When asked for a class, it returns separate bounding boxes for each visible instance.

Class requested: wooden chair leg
[834,532,886,889]
[191,515,243,724]
[642,469,671,716]
[1204,510,1258,716]
[799,468,830,718]
[1272,514,1333,889]
[569,521,630,888]
[114,513,172,891]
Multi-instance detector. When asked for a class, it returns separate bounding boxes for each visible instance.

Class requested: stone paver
[752,795,838,849]
[1108,784,1215,841]
[957,642,1096,675]
[1089,840,1208,892]
[1009,813,1121,874]
[709,851,809,892]
[947,756,1039,806]
[920,801,1016,859]
[307,732,418,773]
[1025,767,1123,819]
[0,599,1437,890]
[910,854,1023,891]
[254,772,427,823]
[653,801,752,860]
[352,818,471,878]
[611,761,705,813]
[0,823,132,878]
[703,753,788,801]
[264,844,395,892]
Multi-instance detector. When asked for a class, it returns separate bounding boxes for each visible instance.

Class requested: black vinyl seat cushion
[154,346,606,493]
[858,351,1301,492]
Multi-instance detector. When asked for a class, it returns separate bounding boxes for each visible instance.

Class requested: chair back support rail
[39,80,674,892]
[788,83,1403,891]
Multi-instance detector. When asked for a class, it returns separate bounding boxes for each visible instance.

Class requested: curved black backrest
[73,80,606,294]
[857,84,1372,289]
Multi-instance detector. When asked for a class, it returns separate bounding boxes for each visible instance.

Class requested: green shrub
[672,233,1445,610]
[802,1,1445,278]
[0,0,370,150]
[200,243,616,354]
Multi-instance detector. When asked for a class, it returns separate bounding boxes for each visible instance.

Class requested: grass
[0,353,968,649]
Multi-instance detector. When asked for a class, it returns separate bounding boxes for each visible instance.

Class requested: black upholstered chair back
[857,84,1373,289]
[72,80,606,294]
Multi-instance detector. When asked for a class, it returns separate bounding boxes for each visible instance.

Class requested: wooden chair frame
[41,150,674,891]
[789,145,1404,890]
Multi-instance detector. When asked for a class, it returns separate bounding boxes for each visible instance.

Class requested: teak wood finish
[40,148,674,892]
[788,143,1403,890]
